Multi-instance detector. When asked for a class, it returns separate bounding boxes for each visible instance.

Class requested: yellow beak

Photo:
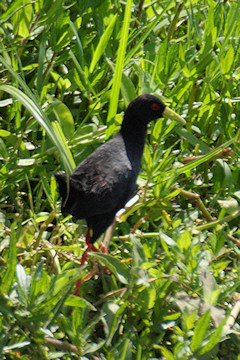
[163,106,186,125]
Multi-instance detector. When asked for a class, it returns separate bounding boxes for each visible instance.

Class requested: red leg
[80,242,100,266]
[99,242,107,254]
[85,227,91,245]
[74,227,102,296]
[74,279,82,295]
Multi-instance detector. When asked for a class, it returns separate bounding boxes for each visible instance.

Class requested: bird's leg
[85,227,91,245]
[75,228,92,296]
[75,228,108,296]
[74,279,82,296]
[75,228,101,295]
[99,242,107,254]
[80,227,99,266]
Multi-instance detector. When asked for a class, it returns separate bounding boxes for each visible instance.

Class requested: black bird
[55,94,186,265]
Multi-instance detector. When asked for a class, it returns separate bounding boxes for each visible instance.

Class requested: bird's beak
[163,107,186,125]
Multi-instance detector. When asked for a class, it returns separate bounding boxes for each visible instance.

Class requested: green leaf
[176,127,211,153]
[89,14,117,73]
[0,130,11,137]
[51,99,75,139]
[190,309,211,352]
[159,346,175,360]
[89,252,131,284]
[107,0,133,126]
[178,230,191,252]
[198,317,226,355]
[160,232,178,247]
[173,138,235,177]
[221,45,234,75]
[11,0,33,38]
[131,235,147,266]
[143,144,152,172]
[152,119,163,142]
[1,223,18,294]
[55,23,75,52]
[217,197,239,214]
[29,261,44,300]
[213,159,232,191]
[201,268,220,305]
[84,340,106,355]
[52,120,75,169]
[119,338,131,360]
[17,158,36,167]
[16,264,31,301]
[121,72,137,104]
[3,341,31,352]
[65,295,96,310]
[50,175,57,204]
[125,0,174,63]
[0,138,9,159]
[0,60,75,173]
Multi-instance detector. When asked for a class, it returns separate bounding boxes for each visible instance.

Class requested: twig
[182,147,233,164]
[196,210,240,231]
[102,194,140,250]
[33,211,56,250]
[130,208,152,233]
[227,234,240,247]
[111,232,161,241]
[223,294,240,335]
[103,218,118,252]
[175,186,214,222]
[44,337,79,354]
[93,288,127,306]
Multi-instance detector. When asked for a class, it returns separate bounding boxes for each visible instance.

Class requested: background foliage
[1,0,240,359]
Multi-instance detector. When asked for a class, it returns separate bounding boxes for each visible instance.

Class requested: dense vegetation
[1,0,240,359]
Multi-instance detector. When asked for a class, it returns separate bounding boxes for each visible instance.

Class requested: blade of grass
[174,137,235,177]
[125,0,175,64]
[36,32,47,95]
[190,309,211,352]
[106,0,133,125]
[154,137,235,187]
[69,49,96,96]
[69,20,84,66]
[0,84,75,173]
[89,14,117,73]
[1,222,18,294]
[176,127,211,153]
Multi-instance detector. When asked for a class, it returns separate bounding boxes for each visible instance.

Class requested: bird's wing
[57,138,137,219]
[69,151,134,218]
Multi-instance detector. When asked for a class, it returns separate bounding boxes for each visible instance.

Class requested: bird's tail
[54,173,73,212]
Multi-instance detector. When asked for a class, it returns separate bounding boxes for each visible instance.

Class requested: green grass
[1,0,240,359]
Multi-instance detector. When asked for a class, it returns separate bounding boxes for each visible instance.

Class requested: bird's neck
[120,115,148,147]
[120,117,148,169]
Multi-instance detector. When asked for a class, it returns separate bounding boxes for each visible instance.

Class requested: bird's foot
[80,247,90,266]
[99,242,107,254]
[74,248,91,296]
[80,243,99,266]
[75,242,108,296]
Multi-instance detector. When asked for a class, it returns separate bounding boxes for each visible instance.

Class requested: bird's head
[124,94,186,125]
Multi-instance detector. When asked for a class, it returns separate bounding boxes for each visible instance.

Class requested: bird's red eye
[151,103,160,111]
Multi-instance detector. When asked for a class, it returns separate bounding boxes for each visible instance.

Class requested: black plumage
[55,94,185,250]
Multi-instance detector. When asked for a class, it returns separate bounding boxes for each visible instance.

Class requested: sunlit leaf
[89,14,117,73]
[89,252,130,284]
[190,310,211,352]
